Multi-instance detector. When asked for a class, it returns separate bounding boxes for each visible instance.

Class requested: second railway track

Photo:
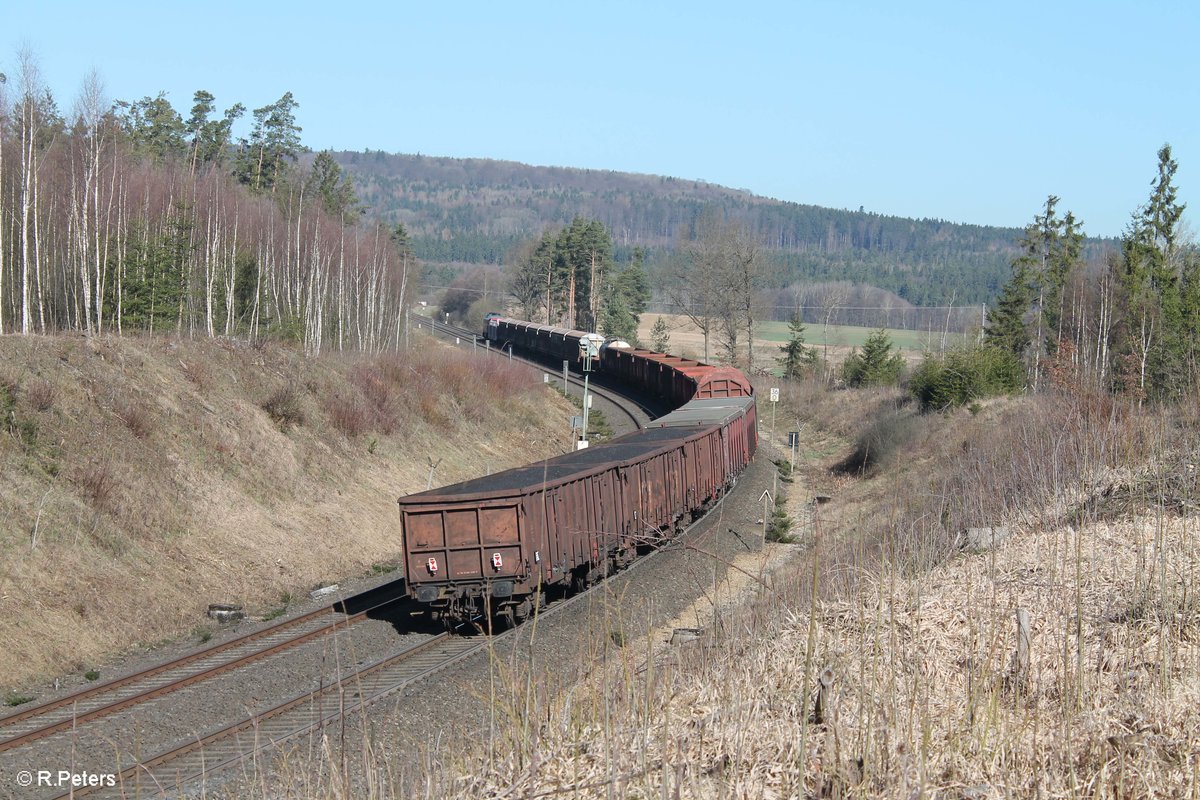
[62,477,744,799]
[5,314,739,799]
[415,316,654,430]
[42,329,664,798]
[0,582,407,755]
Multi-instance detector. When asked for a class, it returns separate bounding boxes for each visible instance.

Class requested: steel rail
[0,589,406,753]
[68,464,743,799]
[40,316,730,797]
[416,316,652,429]
[58,632,484,799]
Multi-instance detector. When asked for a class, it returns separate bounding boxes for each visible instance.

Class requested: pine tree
[985,263,1032,357]
[119,93,187,164]
[650,317,671,352]
[307,151,360,219]
[777,314,818,378]
[185,90,244,172]
[1119,144,1187,399]
[616,248,650,316]
[542,218,613,329]
[600,289,637,342]
[236,92,303,193]
[842,329,904,387]
[984,196,1083,387]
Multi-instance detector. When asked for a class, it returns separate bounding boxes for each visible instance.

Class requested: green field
[756,319,976,352]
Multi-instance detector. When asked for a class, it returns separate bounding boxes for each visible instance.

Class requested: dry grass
[114,396,154,438]
[0,332,573,687]
[252,377,1200,799]
[25,377,56,411]
[418,512,1200,798]
[393,383,1198,798]
[262,382,308,428]
[13,349,1194,797]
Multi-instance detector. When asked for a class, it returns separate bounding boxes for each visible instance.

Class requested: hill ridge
[331,150,1098,306]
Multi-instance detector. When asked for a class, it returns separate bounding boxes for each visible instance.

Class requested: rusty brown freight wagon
[400,395,756,626]
[601,346,754,407]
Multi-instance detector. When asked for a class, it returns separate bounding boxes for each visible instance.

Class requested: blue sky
[5,1,1198,237]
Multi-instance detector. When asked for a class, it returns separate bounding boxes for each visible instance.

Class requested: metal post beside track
[581,373,590,445]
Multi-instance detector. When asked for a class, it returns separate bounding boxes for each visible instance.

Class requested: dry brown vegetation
[260,378,1200,798]
[0,333,574,688]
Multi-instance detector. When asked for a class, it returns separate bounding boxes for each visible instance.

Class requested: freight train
[398,316,756,627]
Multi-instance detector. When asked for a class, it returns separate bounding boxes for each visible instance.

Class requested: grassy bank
[264,378,1200,797]
[0,334,573,689]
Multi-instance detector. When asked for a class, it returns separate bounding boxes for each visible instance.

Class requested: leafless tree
[504,236,545,320]
[0,68,8,334]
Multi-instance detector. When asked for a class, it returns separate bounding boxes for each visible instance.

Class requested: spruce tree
[778,314,818,378]
[1119,144,1187,398]
[985,263,1032,357]
[984,196,1083,387]
[649,317,671,351]
[842,329,904,387]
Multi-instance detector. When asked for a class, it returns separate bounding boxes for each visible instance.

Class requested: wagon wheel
[570,566,590,594]
[512,597,534,624]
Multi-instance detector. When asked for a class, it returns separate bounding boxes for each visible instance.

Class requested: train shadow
[333,578,480,637]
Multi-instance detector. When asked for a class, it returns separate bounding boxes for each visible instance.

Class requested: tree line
[333,151,1085,308]
[982,144,1198,403]
[0,52,416,354]
[776,144,1200,409]
[503,217,649,343]
[493,144,1198,411]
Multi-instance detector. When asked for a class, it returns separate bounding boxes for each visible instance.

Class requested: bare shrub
[179,358,211,389]
[26,378,55,411]
[419,393,452,429]
[115,398,153,439]
[350,365,401,434]
[324,391,372,437]
[835,405,928,476]
[74,460,116,510]
[438,351,538,423]
[261,384,306,428]
[319,347,539,438]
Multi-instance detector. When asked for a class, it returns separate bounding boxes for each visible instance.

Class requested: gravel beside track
[0,324,745,798]
[0,570,418,800]
[216,449,776,797]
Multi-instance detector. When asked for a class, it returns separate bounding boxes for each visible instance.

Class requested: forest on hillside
[0,56,415,354]
[332,151,1109,307]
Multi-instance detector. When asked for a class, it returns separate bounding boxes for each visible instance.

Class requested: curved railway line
[40,330,667,799]
[2,316,751,799]
[59,481,737,800]
[0,315,648,759]
[414,316,655,430]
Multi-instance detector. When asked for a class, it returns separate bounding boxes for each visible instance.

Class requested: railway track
[414,316,655,429]
[0,582,406,755]
[50,349,665,798]
[62,478,739,800]
[2,318,701,798]
[58,632,484,799]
